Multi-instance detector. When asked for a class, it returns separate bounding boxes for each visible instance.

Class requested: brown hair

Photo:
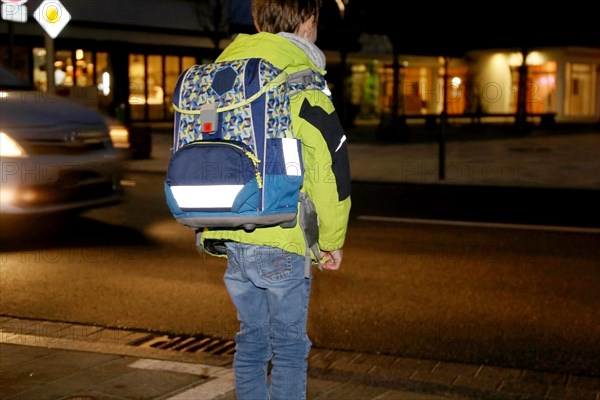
[252,0,321,33]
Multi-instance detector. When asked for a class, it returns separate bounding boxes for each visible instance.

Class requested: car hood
[0,90,108,140]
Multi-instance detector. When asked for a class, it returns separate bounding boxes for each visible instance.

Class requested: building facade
[2,0,599,127]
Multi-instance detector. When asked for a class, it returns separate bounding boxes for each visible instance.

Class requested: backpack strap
[299,192,321,277]
[288,69,328,277]
[287,69,327,97]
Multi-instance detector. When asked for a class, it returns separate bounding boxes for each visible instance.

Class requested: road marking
[357,215,600,234]
[128,359,234,400]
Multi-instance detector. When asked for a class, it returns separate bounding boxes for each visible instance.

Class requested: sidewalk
[3,316,600,400]
[128,124,600,191]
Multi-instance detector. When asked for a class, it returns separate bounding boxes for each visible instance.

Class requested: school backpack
[164,57,327,233]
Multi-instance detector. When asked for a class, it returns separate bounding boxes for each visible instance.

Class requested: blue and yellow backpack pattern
[165,58,326,231]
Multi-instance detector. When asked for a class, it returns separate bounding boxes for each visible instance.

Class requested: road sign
[1,3,27,22]
[33,0,70,39]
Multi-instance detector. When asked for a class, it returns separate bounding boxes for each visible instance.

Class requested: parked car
[0,66,124,216]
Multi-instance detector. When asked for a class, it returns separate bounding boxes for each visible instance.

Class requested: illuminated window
[129,54,198,121]
[165,56,180,119]
[147,55,164,120]
[129,54,146,120]
[565,63,597,117]
[33,47,47,90]
[96,52,112,113]
[55,50,73,89]
[74,49,94,87]
[510,60,557,114]
[182,56,196,71]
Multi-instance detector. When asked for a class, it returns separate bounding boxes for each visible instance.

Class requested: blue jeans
[224,241,312,400]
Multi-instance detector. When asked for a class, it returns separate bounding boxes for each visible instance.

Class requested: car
[0,66,124,216]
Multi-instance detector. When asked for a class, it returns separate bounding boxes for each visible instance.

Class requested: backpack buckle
[200,103,217,134]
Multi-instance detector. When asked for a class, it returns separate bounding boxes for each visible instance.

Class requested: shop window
[183,56,196,71]
[526,62,557,114]
[74,49,94,87]
[54,49,73,92]
[510,60,557,114]
[33,47,47,90]
[443,67,467,115]
[96,52,113,113]
[565,63,596,117]
[349,63,380,119]
[147,55,164,120]
[128,54,198,121]
[129,54,146,120]
[165,56,180,119]
[31,47,99,107]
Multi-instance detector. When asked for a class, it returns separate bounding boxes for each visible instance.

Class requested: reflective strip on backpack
[171,185,244,208]
[282,137,302,176]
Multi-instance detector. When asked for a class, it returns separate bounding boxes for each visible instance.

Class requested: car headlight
[0,132,27,157]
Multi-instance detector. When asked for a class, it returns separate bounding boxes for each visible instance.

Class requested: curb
[3,317,600,400]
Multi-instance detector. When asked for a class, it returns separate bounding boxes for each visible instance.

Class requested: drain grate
[129,333,236,356]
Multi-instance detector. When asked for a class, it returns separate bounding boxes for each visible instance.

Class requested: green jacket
[200,32,351,260]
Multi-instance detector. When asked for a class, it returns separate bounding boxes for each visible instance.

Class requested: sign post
[33,0,71,95]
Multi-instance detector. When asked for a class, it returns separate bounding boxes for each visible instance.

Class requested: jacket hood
[217,32,326,75]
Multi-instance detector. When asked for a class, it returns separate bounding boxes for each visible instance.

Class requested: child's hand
[319,249,343,270]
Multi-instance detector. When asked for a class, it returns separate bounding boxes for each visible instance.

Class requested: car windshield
[0,66,33,90]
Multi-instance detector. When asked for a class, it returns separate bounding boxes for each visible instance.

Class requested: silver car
[0,67,124,216]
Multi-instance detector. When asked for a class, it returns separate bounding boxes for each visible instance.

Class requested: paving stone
[329,359,374,374]
[432,361,481,378]
[90,368,208,400]
[309,382,389,399]
[392,357,438,372]
[376,389,473,399]
[1,348,121,397]
[520,369,568,385]
[44,357,140,394]
[368,364,417,381]
[0,343,54,370]
[2,384,128,400]
[307,377,343,398]
[453,374,502,391]
[410,370,457,386]
[498,379,549,398]
[567,375,600,390]
[545,385,600,400]
[322,349,362,363]
[353,353,399,368]
[475,365,523,381]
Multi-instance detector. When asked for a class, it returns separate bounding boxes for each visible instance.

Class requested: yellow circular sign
[45,4,59,23]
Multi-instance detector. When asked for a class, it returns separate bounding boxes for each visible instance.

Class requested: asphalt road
[1,171,599,378]
[350,181,600,228]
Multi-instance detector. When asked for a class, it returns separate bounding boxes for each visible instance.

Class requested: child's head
[252,0,321,41]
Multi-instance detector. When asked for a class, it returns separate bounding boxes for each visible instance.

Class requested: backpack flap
[167,58,306,231]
